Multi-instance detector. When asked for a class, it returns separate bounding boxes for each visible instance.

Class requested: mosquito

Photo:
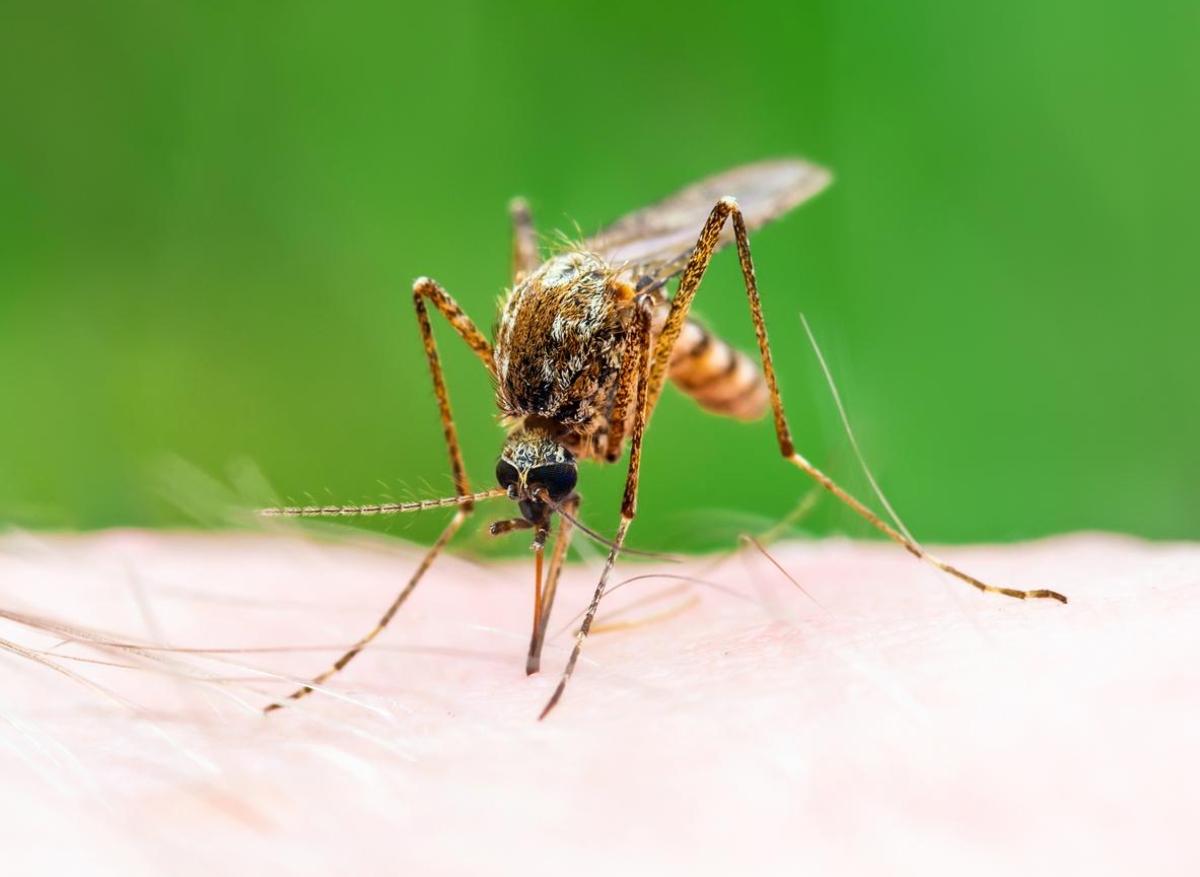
[260,158,1067,719]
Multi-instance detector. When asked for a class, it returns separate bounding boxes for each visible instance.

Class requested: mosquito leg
[264,278,495,712]
[510,197,540,285]
[263,510,468,711]
[539,297,654,719]
[647,198,1067,604]
[603,304,645,462]
[526,494,579,675]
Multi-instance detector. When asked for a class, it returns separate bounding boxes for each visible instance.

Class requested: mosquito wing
[584,158,832,292]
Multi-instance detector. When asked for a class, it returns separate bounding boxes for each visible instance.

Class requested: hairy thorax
[494,251,634,446]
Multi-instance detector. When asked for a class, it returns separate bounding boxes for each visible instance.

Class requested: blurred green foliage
[1,1,1196,550]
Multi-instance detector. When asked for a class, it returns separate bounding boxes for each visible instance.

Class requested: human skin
[0,529,1196,875]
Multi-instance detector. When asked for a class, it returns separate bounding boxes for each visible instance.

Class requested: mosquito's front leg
[648,198,1068,605]
[539,296,654,719]
[263,277,496,712]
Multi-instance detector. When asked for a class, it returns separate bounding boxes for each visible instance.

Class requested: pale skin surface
[0,529,1197,875]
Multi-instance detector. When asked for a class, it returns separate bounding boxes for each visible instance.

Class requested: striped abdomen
[665,316,769,421]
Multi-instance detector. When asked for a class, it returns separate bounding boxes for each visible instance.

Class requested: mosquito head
[497,425,578,523]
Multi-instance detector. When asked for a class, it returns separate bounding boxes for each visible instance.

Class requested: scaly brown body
[494,250,633,457]
[495,249,768,463]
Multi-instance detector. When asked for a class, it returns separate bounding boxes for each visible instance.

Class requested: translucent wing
[585,158,832,291]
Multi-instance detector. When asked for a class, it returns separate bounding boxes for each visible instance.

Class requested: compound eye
[528,462,577,502]
[495,459,519,490]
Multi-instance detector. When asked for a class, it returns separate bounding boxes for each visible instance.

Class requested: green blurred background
[1,1,1196,551]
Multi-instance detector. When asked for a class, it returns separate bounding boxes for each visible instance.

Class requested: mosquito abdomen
[665,316,769,421]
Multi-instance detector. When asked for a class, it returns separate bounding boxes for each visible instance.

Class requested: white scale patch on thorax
[541,254,582,287]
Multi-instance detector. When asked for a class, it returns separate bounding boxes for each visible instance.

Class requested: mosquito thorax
[496,424,578,521]
[493,248,631,431]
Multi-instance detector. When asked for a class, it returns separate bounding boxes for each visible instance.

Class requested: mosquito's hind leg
[264,278,496,712]
[647,197,1067,605]
[510,197,540,285]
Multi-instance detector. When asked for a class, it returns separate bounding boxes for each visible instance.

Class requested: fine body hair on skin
[0,530,1195,875]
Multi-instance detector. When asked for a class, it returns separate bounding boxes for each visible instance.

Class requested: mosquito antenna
[541,494,678,561]
[258,487,507,518]
[799,312,915,543]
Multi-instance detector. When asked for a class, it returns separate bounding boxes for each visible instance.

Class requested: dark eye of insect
[527,462,577,501]
[495,459,519,490]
